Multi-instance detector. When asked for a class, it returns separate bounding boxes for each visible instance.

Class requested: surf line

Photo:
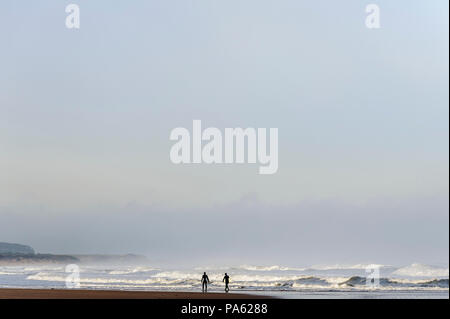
[169,120,278,174]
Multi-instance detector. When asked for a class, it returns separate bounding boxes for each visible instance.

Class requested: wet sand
[0,288,272,299]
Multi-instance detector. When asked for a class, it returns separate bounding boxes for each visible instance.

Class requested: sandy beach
[0,288,271,299]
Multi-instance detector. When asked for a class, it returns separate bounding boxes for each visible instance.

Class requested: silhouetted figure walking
[223,273,230,292]
[201,272,210,292]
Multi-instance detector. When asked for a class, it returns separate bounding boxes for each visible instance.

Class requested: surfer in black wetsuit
[201,272,210,292]
[223,273,230,292]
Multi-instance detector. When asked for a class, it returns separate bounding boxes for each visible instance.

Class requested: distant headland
[0,242,148,265]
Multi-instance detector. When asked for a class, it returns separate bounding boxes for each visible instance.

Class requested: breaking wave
[2,262,448,292]
[23,273,448,291]
[338,276,449,289]
[108,267,158,275]
[392,263,449,278]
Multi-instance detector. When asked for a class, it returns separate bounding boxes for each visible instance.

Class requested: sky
[0,1,448,266]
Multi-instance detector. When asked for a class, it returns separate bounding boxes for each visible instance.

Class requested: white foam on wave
[108,267,157,275]
[11,262,449,292]
[24,266,64,272]
[152,271,304,283]
[194,265,305,272]
[26,272,198,285]
[237,265,305,271]
[392,263,449,277]
[308,263,388,271]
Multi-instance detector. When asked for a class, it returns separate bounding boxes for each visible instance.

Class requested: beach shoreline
[0,288,273,299]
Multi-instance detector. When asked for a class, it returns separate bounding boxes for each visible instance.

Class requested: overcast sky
[0,1,448,266]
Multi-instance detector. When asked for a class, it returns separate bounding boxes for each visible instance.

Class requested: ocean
[0,263,448,299]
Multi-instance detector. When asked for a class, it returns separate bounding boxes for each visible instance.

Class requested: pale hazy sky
[0,1,448,266]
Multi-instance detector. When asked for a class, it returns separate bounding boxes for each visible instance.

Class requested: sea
[0,262,448,299]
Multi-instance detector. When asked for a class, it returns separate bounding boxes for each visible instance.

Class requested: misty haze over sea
[1,0,448,299]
